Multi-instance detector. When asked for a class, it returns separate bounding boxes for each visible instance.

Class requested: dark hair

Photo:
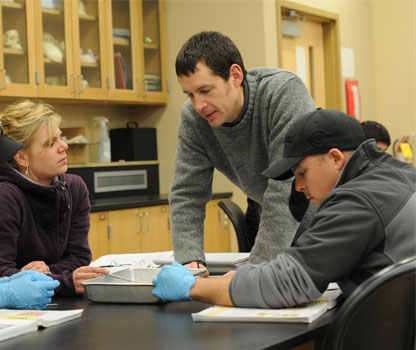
[361,121,391,146]
[175,31,247,81]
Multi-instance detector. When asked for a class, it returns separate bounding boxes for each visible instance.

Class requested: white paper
[296,46,307,86]
[341,47,355,78]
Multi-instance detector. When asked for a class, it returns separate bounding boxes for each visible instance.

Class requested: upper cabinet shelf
[0,0,167,105]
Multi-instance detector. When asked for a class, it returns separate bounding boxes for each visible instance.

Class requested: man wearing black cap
[152,109,416,308]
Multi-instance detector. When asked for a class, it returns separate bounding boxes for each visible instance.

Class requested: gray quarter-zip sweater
[169,68,316,264]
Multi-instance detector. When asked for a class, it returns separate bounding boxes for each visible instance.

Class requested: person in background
[153,109,416,308]
[169,31,316,267]
[361,120,391,151]
[0,100,108,297]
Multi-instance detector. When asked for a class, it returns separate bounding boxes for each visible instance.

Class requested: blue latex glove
[152,261,199,301]
[0,270,52,284]
[0,271,60,310]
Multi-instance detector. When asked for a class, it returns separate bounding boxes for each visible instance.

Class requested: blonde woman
[0,100,108,296]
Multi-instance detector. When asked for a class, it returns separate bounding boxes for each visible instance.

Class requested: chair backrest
[218,199,250,252]
[323,256,416,350]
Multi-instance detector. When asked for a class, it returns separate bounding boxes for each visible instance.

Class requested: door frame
[276,1,342,110]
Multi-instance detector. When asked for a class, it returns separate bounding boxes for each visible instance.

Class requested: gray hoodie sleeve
[229,253,321,308]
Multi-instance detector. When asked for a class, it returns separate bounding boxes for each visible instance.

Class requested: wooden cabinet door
[70,0,108,100]
[136,0,167,104]
[204,199,231,252]
[139,204,172,253]
[34,0,75,99]
[105,0,142,102]
[0,0,37,97]
[108,208,141,254]
[89,211,110,261]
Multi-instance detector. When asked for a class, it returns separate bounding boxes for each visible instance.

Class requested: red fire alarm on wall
[345,80,361,121]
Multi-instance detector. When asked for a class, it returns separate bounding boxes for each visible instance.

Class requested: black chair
[322,256,416,350]
[218,199,250,252]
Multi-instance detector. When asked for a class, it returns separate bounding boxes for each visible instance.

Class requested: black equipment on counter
[110,122,157,162]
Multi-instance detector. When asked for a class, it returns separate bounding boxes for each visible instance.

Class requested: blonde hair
[0,100,61,149]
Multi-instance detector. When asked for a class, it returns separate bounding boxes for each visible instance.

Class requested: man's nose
[194,96,207,112]
[295,178,305,192]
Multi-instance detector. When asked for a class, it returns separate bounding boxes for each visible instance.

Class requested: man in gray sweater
[154,109,416,307]
[169,31,316,266]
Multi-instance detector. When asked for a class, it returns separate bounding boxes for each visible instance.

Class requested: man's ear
[229,64,244,87]
[14,150,29,167]
[327,148,346,170]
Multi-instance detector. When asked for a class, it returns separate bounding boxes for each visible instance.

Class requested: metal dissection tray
[82,267,164,304]
[82,267,206,304]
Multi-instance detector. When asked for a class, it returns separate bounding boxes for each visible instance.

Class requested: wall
[1,0,413,206]
[371,0,416,152]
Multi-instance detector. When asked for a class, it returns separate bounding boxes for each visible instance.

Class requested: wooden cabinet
[88,199,232,261]
[89,204,171,260]
[106,0,167,104]
[0,0,37,97]
[0,0,167,104]
[204,199,231,252]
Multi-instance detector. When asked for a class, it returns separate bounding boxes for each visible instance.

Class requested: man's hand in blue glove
[152,261,199,301]
[0,270,60,310]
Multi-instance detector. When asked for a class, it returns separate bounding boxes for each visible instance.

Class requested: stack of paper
[90,251,250,274]
[0,309,83,328]
[0,309,83,342]
[192,289,342,324]
[0,319,37,342]
[152,252,250,274]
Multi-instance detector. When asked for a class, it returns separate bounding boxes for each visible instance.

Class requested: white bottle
[94,116,111,163]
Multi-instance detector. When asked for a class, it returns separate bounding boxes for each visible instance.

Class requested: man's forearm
[189,274,234,306]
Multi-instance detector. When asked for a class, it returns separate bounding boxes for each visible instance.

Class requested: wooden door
[137,0,167,104]
[0,0,37,97]
[89,211,110,261]
[277,1,342,110]
[139,205,172,252]
[204,199,231,253]
[108,208,141,254]
[34,0,75,99]
[70,0,108,100]
[281,18,326,108]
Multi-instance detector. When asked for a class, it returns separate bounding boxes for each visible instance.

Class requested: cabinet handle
[79,74,84,94]
[107,76,111,89]
[98,213,107,221]
[136,79,141,97]
[137,212,143,233]
[72,74,77,94]
[143,79,148,97]
[35,71,40,85]
[108,224,112,239]
[0,69,6,90]
[144,212,149,232]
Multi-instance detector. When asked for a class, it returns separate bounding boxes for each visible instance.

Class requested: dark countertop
[90,192,232,212]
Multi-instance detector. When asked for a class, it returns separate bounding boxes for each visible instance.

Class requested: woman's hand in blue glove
[152,261,199,301]
[0,271,59,310]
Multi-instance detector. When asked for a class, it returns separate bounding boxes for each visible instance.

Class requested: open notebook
[192,287,342,324]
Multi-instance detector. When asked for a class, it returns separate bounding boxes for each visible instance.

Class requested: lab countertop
[90,192,232,212]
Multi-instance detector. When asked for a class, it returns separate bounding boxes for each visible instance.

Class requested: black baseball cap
[0,136,23,163]
[263,109,365,180]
